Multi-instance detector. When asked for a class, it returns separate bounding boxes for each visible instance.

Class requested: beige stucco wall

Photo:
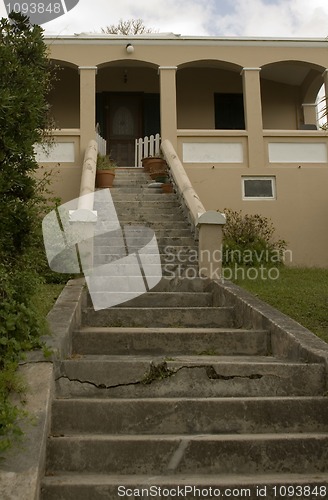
[35,165,81,203]
[185,164,328,267]
[97,66,159,93]
[46,36,328,72]
[261,79,300,130]
[48,66,80,128]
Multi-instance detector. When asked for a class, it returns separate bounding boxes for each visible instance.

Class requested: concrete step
[41,473,328,500]
[93,237,195,250]
[84,276,208,293]
[55,356,325,398]
[51,396,328,435]
[92,252,198,265]
[110,187,163,194]
[93,235,197,247]
[85,278,208,303]
[110,200,181,208]
[73,327,269,356]
[116,213,187,222]
[112,178,151,185]
[110,193,177,201]
[114,206,184,216]
[45,433,328,475]
[85,291,213,308]
[82,306,235,328]
[89,263,199,278]
[97,221,191,230]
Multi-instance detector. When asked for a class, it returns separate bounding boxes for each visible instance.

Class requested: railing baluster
[134,134,162,167]
[155,133,160,156]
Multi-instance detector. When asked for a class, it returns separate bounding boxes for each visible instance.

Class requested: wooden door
[107,93,142,166]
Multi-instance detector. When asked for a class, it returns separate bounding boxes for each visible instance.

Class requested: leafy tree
[101,18,157,35]
[0,12,54,451]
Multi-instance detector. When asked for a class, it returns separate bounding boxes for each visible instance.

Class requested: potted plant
[161,179,173,193]
[148,157,168,180]
[96,155,117,188]
[141,156,152,172]
[141,154,167,177]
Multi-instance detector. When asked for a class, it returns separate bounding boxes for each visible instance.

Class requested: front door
[107,93,142,166]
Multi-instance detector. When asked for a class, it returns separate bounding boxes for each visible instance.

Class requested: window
[242,177,276,200]
[215,93,245,130]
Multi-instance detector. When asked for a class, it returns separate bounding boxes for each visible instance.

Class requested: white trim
[78,66,98,74]
[183,142,244,163]
[268,142,327,163]
[242,176,276,200]
[45,35,328,47]
[241,67,261,73]
[158,66,178,70]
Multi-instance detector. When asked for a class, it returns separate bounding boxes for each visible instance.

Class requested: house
[39,33,328,267]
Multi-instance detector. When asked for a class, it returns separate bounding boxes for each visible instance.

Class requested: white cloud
[42,0,214,36]
[212,0,328,37]
[0,0,327,38]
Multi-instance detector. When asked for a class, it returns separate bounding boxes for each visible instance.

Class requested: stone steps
[54,356,324,398]
[51,396,328,435]
[41,167,328,499]
[45,433,328,475]
[82,306,235,328]
[84,291,213,308]
[41,473,328,500]
[73,327,269,356]
[93,168,197,279]
[110,192,176,201]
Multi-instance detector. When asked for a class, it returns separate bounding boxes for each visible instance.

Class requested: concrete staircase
[41,169,328,499]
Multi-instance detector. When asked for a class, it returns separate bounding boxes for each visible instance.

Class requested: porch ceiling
[178,60,242,72]
[97,60,157,70]
[261,61,323,86]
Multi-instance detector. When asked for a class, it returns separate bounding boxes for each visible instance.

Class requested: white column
[79,66,97,162]
[322,69,328,128]
[158,66,178,150]
[241,67,264,168]
[302,103,317,127]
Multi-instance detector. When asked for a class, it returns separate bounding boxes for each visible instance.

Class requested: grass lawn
[35,283,65,319]
[229,266,328,344]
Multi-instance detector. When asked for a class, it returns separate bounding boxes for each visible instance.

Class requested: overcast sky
[0,0,328,37]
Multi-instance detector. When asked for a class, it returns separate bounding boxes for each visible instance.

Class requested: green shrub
[0,13,56,451]
[222,209,287,266]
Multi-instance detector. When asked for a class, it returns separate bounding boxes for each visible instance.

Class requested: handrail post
[197,211,226,280]
[69,139,98,271]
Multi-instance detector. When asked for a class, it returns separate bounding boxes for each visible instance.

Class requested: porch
[42,55,328,171]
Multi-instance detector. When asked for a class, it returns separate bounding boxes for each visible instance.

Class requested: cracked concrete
[54,357,325,399]
[54,360,264,391]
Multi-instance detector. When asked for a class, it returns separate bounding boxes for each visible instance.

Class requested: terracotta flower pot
[147,158,167,179]
[141,157,152,171]
[161,183,173,193]
[96,170,115,188]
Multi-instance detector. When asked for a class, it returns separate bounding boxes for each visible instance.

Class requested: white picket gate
[95,127,107,156]
[135,133,161,167]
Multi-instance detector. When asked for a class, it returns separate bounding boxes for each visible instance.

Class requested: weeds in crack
[141,361,175,385]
